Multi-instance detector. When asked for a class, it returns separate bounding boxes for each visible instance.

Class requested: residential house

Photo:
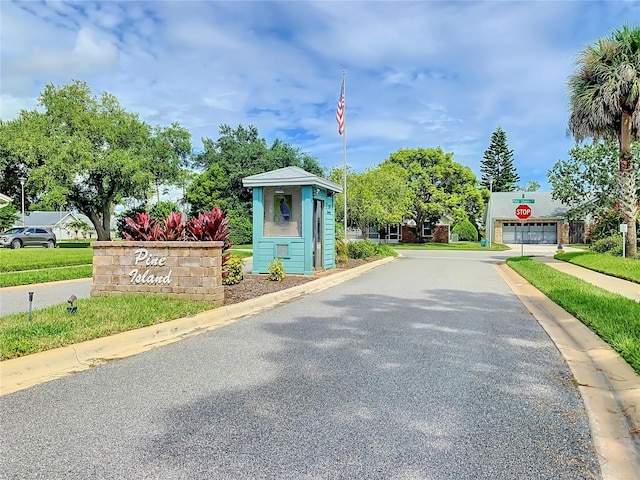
[0,193,12,208]
[13,211,96,240]
[348,218,452,244]
[487,192,585,245]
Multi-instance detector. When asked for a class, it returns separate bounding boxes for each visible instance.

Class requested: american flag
[336,79,345,135]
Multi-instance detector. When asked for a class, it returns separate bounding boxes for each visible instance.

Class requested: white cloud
[8,27,119,76]
[0,0,636,189]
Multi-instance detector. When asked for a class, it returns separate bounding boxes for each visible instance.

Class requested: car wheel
[46,240,56,248]
[11,239,22,249]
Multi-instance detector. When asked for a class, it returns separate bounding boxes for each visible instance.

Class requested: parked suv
[0,227,57,249]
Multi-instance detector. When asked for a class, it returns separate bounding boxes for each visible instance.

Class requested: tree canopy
[1,80,191,240]
[480,126,520,192]
[190,124,323,212]
[186,124,323,244]
[330,163,412,239]
[384,147,485,240]
[548,140,640,219]
[567,25,640,257]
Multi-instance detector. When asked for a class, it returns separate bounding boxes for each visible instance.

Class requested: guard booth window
[263,187,302,237]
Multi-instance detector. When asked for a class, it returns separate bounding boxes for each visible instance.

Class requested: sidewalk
[536,256,640,302]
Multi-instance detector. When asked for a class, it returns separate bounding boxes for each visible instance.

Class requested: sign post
[515,204,532,256]
[620,223,628,259]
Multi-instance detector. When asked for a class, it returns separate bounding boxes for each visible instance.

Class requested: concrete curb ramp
[495,263,640,480]
[0,256,395,396]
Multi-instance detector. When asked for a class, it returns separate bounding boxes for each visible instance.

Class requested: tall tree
[146,123,192,203]
[0,204,20,231]
[568,25,640,258]
[2,80,181,240]
[518,180,541,192]
[480,126,520,192]
[385,147,485,241]
[329,163,412,239]
[548,140,640,219]
[0,120,28,208]
[187,124,323,244]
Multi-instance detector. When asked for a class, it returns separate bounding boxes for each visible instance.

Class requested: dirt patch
[223,258,379,305]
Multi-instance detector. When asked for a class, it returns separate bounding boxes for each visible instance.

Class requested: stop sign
[515,204,532,220]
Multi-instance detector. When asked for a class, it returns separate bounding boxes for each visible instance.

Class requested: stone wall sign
[92,241,224,304]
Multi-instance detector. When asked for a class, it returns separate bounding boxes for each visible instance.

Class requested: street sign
[515,204,532,220]
[512,199,535,203]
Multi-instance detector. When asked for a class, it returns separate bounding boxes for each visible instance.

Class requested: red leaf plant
[123,212,165,241]
[186,208,233,268]
[162,212,186,241]
[123,208,232,271]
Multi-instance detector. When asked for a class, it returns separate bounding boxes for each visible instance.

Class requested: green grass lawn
[555,251,640,284]
[0,295,215,360]
[228,250,253,260]
[0,266,94,288]
[393,241,510,251]
[0,248,94,272]
[565,244,590,250]
[507,256,640,374]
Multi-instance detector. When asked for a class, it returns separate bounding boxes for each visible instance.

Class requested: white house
[13,211,96,240]
[0,193,12,208]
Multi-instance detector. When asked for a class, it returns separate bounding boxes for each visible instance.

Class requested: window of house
[388,224,401,241]
[422,222,432,237]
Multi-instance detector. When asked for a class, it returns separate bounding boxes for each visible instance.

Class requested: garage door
[502,222,557,244]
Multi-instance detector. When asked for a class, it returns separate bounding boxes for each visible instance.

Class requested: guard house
[242,166,342,276]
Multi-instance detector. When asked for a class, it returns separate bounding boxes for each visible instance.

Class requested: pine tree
[480,126,520,191]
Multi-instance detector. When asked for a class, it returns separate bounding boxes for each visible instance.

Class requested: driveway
[0,250,601,479]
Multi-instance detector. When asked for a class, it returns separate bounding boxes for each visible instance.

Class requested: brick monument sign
[91,241,224,304]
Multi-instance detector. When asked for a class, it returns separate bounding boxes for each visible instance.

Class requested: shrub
[587,207,626,243]
[373,243,397,257]
[348,240,376,259]
[57,242,91,249]
[229,215,252,245]
[150,200,181,223]
[186,208,232,267]
[401,229,418,243]
[335,233,349,264]
[123,208,232,267]
[452,219,478,241]
[123,212,164,241]
[222,256,245,285]
[161,212,186,241]
[116,205,148,239]
[0,204,19,231]
[268,258,285,281]
[590,234,623,256]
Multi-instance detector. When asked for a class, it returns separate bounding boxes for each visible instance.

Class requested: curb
[495,262,640,480]
[0,256,395,396]
[1,277,90,293]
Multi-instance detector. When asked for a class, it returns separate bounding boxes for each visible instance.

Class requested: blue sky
[1,0,639,193]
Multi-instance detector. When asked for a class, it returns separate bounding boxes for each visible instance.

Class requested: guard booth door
[313,199,324,269]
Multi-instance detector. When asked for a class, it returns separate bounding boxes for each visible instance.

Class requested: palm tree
[568,25,639,258]
[67,219,92,240]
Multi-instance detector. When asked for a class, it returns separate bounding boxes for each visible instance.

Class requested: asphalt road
[0,250,601,479]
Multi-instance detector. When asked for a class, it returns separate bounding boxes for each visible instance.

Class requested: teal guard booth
[242,166,342,276]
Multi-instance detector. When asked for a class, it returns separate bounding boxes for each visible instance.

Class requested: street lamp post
[19,176,26,226]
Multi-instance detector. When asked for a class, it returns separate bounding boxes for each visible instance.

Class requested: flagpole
[342,70,347,241]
